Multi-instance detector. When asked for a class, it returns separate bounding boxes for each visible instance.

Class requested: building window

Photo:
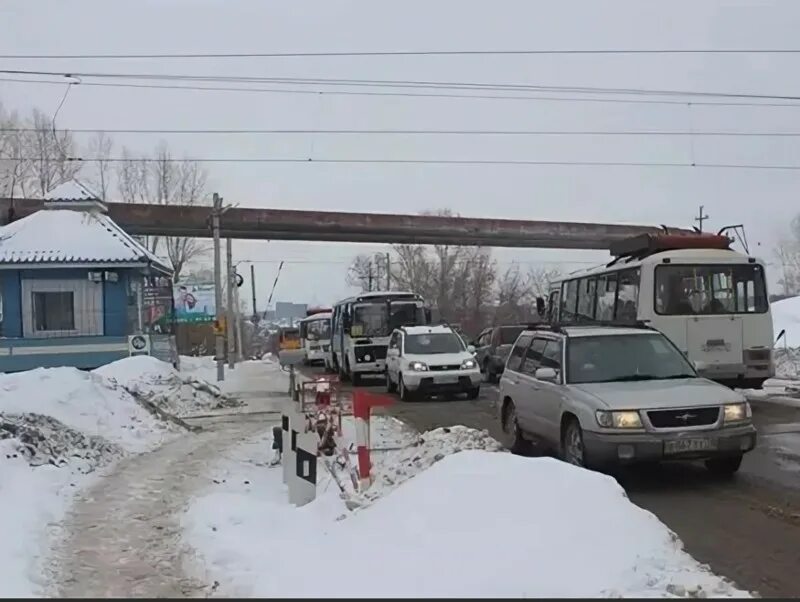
[33,291,75,331]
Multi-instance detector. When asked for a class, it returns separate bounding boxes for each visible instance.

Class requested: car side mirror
[692,359,708,372]
[534,367,559,383]
[467,344,476,354]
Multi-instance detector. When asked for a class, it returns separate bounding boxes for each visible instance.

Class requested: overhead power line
[4,68,800,102]
[3,48,800,60]
[6,127,800,137]
[3,76,800,109]
[8,156,800,171]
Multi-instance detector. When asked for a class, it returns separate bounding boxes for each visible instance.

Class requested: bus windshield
[302,318,331,341]
[350,301,425,337]
[655,264,768,315]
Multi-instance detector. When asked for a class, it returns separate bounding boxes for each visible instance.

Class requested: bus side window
[596,275,617,321]
[548,290,560,322]
[561,280,578,321]
[577,278,596,321]
[615,269,640,320]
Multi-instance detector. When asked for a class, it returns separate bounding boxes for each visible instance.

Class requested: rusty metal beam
[0,198,692,250]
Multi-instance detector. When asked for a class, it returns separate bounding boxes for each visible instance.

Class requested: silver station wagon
[497,324,757,475]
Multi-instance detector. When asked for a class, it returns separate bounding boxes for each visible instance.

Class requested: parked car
[472,325,527,383]
[385,324,481,401]
[497,324,756,475]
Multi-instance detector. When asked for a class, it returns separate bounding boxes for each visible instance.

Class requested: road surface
[299,365,800,598]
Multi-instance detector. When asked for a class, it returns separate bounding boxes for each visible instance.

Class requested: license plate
[437,375,459,383]
[664,438,717,455]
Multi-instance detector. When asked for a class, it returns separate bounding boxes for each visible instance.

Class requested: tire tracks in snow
[50,416,275,598]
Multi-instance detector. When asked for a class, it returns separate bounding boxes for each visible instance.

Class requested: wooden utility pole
[212,193,225,382]
[368,261,373,292]
[385,252,391,290]
[695,205,709,232]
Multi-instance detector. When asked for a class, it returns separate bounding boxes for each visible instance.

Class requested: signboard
[150,334,178,366]
[174,283,216,323]
[143,275,174,335]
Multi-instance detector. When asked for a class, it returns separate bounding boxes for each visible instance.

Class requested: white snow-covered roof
[44,179,100,201]
[0,208,171,272]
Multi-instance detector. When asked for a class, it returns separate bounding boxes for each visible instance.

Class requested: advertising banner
[174,283,216,323]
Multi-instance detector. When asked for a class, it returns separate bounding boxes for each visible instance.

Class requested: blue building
[0,181,174,372]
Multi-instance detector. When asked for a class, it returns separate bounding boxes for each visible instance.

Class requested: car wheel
[705,454,743,477]
[466,386,480,400]
[399,374,415,401]
[386,370,397,393]
[562,418,587,468]
[501,401,529,454]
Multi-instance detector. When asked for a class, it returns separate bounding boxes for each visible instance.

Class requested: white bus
[546,233,775,389]
[298,310,332,367]
[331,291,429,385]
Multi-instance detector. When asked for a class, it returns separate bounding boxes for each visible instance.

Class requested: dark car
[472,325,528,383]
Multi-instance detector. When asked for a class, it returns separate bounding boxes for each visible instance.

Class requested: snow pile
[774,347,800,380]
[0,413,122,471]
[0,366,174,452]
[183,445,749,598]
[95,355,243,417]
[773,295,800,349]
[356,425,505,503]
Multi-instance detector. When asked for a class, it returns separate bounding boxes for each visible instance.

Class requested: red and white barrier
[352,389,394,491]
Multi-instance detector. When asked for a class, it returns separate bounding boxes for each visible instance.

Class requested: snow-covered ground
[773,296,800,350]
[183,424,749,598]
[0,356,239,597]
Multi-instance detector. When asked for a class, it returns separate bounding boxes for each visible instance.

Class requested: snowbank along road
[298,365,800,598]
[50,361,283,598]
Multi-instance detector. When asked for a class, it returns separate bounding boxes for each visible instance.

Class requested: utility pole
[212,193,225,382]
[695,205,709,232]
[234,280,243,362]
[250,263,258,322]
[385,252,391,290]
[368,261,373,292]
[226,238,235,369]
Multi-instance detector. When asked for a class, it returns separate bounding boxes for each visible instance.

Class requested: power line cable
[5,127,800,137]
[4,68,800,102]
[8,155,800,170]
[3,76,800,109]
[4,48,800,59]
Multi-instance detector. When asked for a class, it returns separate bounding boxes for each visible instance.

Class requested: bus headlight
[723,402,751,424]
[409,361,428,372]
[596,410,642,429]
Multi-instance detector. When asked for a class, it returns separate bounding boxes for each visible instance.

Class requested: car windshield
[404,333,465,354]
[499,326,525,345]
[567,334,696,384]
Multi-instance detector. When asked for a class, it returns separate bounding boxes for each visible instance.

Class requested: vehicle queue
[293,231,774,475]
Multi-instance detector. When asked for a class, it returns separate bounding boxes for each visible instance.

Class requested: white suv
[385,324,481,401]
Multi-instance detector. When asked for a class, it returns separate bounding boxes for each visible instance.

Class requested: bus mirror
[536,297,546,316]
[425,308,432,324]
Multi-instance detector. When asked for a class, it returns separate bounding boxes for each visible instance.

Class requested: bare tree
[495,263,534,324]
[0,105,81,198]
[26,108,82,196]
[116,142,210,277]
[87,131,113,201]
[527,266,562,299]
[346,252,390,292]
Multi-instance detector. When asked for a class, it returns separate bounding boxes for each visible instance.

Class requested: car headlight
[596,410,643,429]
[461,358,477,370]
[408,361,428,372]
[723,402,751,424]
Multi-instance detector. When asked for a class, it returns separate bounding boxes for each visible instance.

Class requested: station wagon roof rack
[527,320,656,335]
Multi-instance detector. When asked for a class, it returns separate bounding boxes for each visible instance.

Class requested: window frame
[506,333,533,372]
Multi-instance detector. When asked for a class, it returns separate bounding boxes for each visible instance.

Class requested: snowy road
[49,361,284,598]
[299,366,800,598]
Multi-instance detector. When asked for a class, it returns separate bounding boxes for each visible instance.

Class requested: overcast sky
[2,0,800,307]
